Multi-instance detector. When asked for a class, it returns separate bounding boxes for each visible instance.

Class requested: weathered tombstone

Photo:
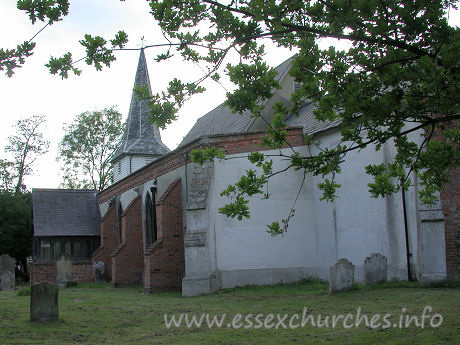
[329,258,355,293]
[93,261,105,282]
[0,254,15,291]
[55,256,75,288]
[30,282,59,321]
[364,253,387,285]
[1,271,15,291]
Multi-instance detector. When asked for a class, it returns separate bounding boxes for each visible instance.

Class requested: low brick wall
[72,262,93,282]
[30,261,93,284]
[30,262,55,284]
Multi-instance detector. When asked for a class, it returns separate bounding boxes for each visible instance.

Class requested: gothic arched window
[117,201,123,243]
[145,191,157,246]
[145,193,152,245]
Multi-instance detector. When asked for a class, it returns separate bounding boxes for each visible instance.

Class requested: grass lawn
[0,280,459,344]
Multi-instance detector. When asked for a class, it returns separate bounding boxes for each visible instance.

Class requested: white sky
[0,1,459,190]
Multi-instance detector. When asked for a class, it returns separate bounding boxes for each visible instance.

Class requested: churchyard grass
[0,279,458,344]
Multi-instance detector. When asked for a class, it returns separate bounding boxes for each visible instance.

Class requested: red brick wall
[144,179,184,293]
[30,262,92,284]
[440,166,460,280]
[111,196,144,287]
[72,262,93,282]
[92,204,118,280]
[30,263,55,284]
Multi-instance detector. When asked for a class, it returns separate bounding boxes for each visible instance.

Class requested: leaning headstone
[329,258,355,293]
[56,256,75,288]
[0,254,15,291]
[30,282,59,321]
[93,261,105,282]
[364,253,387,285]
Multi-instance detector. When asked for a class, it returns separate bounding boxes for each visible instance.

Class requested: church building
[31,50,460,295]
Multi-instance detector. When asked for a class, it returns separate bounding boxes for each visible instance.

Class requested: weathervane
[139,36,145,49]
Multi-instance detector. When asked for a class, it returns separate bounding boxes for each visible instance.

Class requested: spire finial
[139,36,146,49]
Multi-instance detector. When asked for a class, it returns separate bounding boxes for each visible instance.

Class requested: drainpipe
[401,185,413,281]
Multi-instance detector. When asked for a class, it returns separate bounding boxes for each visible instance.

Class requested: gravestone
[30,282,59,321]
[94,261,105,282]
[364,253,387,285]
[329,258,355,293]
[0,254,15,291]
[1,271,15,291]
[56,256,75,287]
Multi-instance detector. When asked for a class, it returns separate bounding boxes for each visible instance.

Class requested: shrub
[16,285,30,296]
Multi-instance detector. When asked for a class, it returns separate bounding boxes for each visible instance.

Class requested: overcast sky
[0,1,459,190]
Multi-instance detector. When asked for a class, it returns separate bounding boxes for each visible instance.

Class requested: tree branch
[202,0,434,57]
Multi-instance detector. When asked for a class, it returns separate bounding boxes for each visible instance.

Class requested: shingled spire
[112,49,170,183]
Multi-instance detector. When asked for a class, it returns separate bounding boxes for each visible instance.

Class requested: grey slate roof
[179,57,293,147]
[32,189,101,237]
[179,57,342,145]
[112,50,170,161]
[180,104,254,147]
[285,101,341,135]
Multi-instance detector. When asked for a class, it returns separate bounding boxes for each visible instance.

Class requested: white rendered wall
[208,129,446,288]
[211,146,319,288]
[310,131,405,281]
